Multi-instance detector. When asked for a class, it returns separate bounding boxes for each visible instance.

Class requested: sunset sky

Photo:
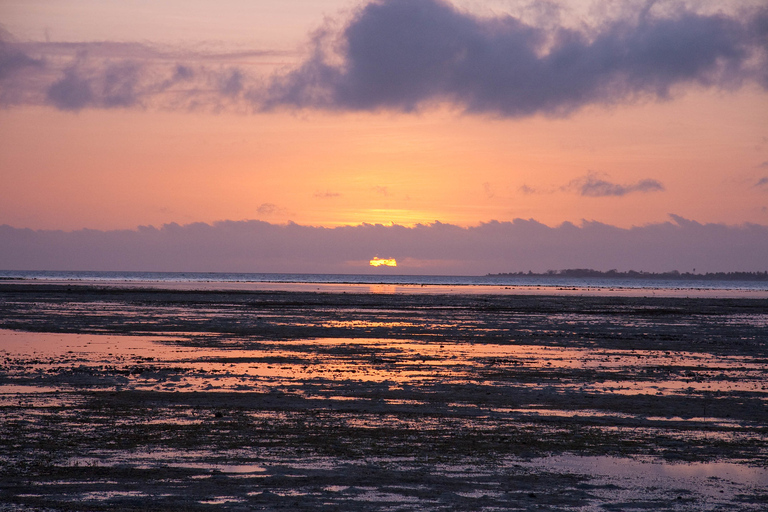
[1,0,767,273]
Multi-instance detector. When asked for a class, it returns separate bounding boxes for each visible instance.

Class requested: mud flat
[0,282,766,511]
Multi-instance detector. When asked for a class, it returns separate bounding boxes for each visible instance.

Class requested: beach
[1,282,766,510]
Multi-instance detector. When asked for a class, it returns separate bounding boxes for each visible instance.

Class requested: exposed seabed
[0,283,766,510]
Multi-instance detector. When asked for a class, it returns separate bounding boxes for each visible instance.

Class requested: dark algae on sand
[0,283,766,510]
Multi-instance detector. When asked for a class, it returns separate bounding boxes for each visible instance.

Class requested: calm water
[1,269,767,292]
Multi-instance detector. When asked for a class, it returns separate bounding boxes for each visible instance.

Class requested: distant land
[488,269,768,281]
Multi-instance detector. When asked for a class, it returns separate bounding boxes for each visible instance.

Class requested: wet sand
[1,282,766,510]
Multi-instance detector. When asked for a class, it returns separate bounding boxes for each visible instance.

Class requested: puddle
[80,490,148,501]
[518,455,768,509]
[0,384,61,394]
[199,496,245,504]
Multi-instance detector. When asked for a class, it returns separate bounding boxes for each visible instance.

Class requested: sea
[2,269,767,294]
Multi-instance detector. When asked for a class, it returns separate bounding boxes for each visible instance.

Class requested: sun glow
[370,257,397,267]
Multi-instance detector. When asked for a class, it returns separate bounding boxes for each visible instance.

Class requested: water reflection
[368,284,397,294]
[2,330,765,397]
[3,323,766,510]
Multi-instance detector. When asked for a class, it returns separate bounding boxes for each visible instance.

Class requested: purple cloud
[3,2,766,115]
[314,191,342,198]
[255,203,286,216]
[568,174,665,197]
[45,61,142,110]
[0,36,45,105]
[0,38,280,111]
[46,66,94,110]
[263,0,768,117]
[521,173,664,197]
[219,69,244,97]
[0,39,42,79]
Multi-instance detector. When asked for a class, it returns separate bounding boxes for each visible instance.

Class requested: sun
[370,257,397,267]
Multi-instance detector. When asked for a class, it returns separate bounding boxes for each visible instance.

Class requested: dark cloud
[101,62,141,107]
[0,35,45,105]
[255,203,284,215]
[263,0,768,116]
[314,191,342,198]
[46,61,141,110]
[3,1,766,115]
[1,216,766,274]
[173,65,194,80]
[157,65,195,91]
[0,37,275,111]
[521,173,664,197]
[0,40,43,79]
[46,66,94,110]
[567,174,665,197]
[219,69,244,97]
[756,177,768,188]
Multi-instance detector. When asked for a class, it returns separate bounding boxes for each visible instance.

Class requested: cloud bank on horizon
[1,0,767,116]
[2,216,766,274]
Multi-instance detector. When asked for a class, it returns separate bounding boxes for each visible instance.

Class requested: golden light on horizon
[370,257,397,267]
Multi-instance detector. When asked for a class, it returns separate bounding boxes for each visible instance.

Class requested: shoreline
[5,278,768,298]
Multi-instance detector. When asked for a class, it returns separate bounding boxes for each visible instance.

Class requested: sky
[1,0,767,274]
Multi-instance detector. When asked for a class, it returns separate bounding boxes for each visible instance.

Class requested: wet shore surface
[1,283,766,510]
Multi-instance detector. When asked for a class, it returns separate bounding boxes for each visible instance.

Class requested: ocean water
[1,269,767,292]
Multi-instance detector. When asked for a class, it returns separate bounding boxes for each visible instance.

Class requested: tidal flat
[0,283,766,511]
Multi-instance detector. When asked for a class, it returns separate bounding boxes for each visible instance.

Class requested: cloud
[45,66,93,110]
[1,216,766,274]
[566,173,665,197]
[0,36,45,105]
[0,40,42,79]
[314,190,342,198]
[101,62,141,107]
[2,2,766,115]
[0,38,282,111]
[255,203,286,216]
[219,69,244,97]
[38,53,255,111]
[158,64,195,91]
[755,177,768,188]
[521,173,664,197]
[263,0,768,116]
[45,60,142,110]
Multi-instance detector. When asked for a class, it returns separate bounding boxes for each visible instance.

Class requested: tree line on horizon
[488,269,768,281]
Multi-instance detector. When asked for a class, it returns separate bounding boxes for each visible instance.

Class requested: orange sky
[1,0,767,232]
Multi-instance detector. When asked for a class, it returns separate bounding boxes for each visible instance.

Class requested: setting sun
[369,257,397,267]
